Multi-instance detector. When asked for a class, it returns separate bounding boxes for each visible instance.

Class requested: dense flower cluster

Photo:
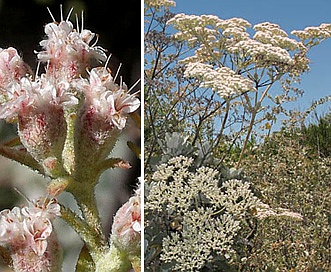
[145,0,176,9]
[255,203,303,220]
[253,22,304,51]
[74,67,140,131]
[291,23,331,42]
[0,198,62,271]
[167,13,331,98]
[38,18,107,79]
[0,15,140,178]
[112,183,141,255]
[184,62,255,97]
[146,156,261,270]
[0,9,141,271]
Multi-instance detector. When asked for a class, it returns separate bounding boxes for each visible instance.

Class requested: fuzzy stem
[95,243,133,272]
[60,205,106,262]
[66,179,105,245]
[76,244,95,272]
[0,144,44,174]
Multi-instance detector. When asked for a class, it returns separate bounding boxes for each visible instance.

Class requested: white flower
[253,22,304,51]
[111,183,141,254]
[145,0,176,9]
[229,38,294,65]
[292,23,331,42]
[0,75,78,121]
[184,62,255,97]
[0,47,30,89]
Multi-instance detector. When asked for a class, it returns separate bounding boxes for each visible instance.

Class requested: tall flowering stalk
[166,12,331,166]
[0,7,140,272]
[145,0,331,170]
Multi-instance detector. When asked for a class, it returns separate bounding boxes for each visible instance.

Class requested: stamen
[76,13,80,32]
[66,7,74,22]
[14,187,31,205]
[60,4,63,21]
[35,61,41,78]
[81,10,84,31]
[49,24,59,38]
[92,34,99,47]
[47,7,56,22]
[104,53,112,69]
[128,79,141,93]
[119,76,123,88]
[114,63,122,82]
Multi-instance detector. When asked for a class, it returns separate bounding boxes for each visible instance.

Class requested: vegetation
[144,1,331,271]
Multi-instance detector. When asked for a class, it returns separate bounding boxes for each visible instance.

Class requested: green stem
[67,179,105,244]
[60,205,106,263]
[94,243,133,272]
[0,144,44,174]
[237,81,275,167]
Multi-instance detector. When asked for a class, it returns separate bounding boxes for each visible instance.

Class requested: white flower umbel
[146,156,260,270]
[184,62,255,97]
[145,0,176,9]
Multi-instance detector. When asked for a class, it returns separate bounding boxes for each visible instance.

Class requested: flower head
[76,67,140,130]
[184,62,255,97]
[111,184,141,255]
[0,75,78,121]
[0,47,30,89]
[38,17,107,79]
[145,0,176,9]
[0,198,62,272]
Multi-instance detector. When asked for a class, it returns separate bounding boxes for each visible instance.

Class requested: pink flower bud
[18,104,67,177]
[111,184,141,255]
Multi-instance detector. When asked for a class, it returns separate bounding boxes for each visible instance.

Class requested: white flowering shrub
[0,7,141,272]
[145,1,331,169]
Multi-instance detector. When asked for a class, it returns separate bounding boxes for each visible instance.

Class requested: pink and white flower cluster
[111,183,141,255]
[0,14,140,176]
[38,19,107,79]
[75,67,140,130]
[0,198,62,271]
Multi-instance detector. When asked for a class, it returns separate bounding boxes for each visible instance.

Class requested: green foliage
[242,128,331,271]
[144,1,331,271]
[300,112,331,157]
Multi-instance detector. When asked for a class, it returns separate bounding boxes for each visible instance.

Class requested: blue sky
[172,0,331,118]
